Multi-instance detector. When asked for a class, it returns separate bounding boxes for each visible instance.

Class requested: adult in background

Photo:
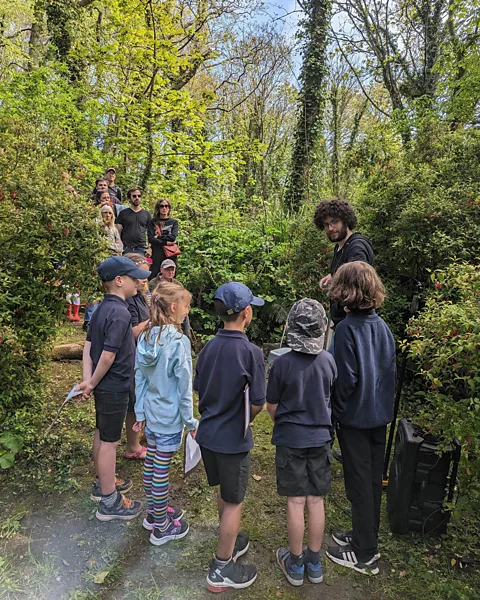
[100,205,123,255]
[149,259,191,338]
[148,198,179,279]
[92,178,120,209]
[116,187,153,256]
[313,198,374,463]
[105,168,122,204]
[313,199,374,329]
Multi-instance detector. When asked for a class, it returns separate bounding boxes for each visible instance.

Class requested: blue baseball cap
[214,282,264,315]
[97,256,151,282]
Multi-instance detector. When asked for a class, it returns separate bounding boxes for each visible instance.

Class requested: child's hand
[190,429,197,439]
[76,380,94,401]
[133,420,146,433]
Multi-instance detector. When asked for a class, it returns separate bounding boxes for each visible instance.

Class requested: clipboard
[184,432,202,477]
[244,385,250,438]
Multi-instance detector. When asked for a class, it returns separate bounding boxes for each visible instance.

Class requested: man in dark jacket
[313,199,374,327]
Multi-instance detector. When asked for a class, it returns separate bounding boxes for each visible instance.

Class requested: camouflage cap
[287,298,326,355]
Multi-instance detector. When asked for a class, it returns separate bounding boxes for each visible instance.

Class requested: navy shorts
[94,390,129,442]
[275,445,332,497]
[200,447,250,504]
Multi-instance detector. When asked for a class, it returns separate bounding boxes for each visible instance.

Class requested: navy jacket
[333,311,396,428]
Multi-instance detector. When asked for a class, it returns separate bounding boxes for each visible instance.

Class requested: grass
[0,321,479,599]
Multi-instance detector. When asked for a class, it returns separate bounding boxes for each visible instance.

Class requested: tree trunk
[285,0,331,211]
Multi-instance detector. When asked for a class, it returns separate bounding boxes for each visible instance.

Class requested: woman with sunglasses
[149,198,179,279]
[116,187,154,256]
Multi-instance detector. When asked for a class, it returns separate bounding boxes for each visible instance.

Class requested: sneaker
[206,558,257,593]
[332,532,381,560]
[326,544,379,575]
[232,532,250,561]
[95,494,143,522]
[143,507,185,530]
[90,477,132,502]
[276,547,304,587]
[149,516,189,546]
[305,557,323,584]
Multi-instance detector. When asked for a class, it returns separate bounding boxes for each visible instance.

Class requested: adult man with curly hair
[313,199,374,327]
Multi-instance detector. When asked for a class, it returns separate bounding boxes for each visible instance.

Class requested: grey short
[275,445,332,497]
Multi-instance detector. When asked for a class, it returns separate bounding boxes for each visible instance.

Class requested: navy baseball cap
[214,282,264,315]
[97,256,151,282]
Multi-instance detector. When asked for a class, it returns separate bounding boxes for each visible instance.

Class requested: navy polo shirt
[267,350,337,448]
[86,294,135,392]
[194,329,266,454]
[126,292,149,327]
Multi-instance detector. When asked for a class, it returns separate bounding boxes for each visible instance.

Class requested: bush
[0,112,106,468]
[406,262,480,517]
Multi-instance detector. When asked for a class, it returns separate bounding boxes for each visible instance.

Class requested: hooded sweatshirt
[135,324,198,434]
[329,232,375,325]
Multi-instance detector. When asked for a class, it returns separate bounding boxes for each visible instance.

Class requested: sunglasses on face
[159,204,169,208]
[131,194,141,199]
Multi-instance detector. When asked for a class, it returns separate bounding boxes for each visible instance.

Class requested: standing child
[77,256,150,521]
[326,262,396,575]
[267,299,337,587]
[133,281,198,546]
[194,282,266,593]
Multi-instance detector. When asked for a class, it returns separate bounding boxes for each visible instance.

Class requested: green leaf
[0,453,15,469]
[0,432,22,453]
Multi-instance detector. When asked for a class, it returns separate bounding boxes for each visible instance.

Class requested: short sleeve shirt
[126,293,149,328]
[116,208,152,249]
[267,350,337,448]
[194,329,266,454]
[86,294,136,392]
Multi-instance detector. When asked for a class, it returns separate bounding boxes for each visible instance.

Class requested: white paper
[244,385,250,438]
[184,433,202,475]
[66,385,83,401]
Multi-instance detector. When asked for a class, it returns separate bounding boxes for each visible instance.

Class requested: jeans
[84,301,99,323]
[123,247,146,256]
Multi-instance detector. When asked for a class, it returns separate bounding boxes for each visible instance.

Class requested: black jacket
[329,233,375,325]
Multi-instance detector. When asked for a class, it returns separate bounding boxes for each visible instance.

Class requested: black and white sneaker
[326,544,379,575]
[206,558,257,593]
[332,532,381,560]
[232,532,250,561]
[143,506,185,530]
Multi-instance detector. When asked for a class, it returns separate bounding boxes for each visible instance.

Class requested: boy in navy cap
[267,299,336,587]
[77,256,150,522]
[194,282,266,593]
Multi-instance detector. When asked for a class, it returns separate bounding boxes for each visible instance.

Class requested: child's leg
[287,497,306,556]
[306,496,324,552]
[152,449,174,531]
[97,439,118,495]
[338,426,376,557]
[143,442,156,514]
[217,500,243,559]
[371,426,387,540]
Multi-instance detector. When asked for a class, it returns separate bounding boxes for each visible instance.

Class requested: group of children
[77,254,396,592]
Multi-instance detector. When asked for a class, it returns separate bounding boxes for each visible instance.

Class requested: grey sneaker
[276,547,304,587]
[95,493,142,522]
[206,558,257,592]
[142,507,185,530]
[149,516,189,546]
[232,532,250,561]
[90,477,132,502]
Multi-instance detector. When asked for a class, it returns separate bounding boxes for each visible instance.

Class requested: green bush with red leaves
[406,262,480,517]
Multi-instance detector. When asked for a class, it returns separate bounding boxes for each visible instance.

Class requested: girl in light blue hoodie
[133,281,198,546]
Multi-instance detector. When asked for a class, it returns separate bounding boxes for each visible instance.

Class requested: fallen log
[52,343,84,361]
